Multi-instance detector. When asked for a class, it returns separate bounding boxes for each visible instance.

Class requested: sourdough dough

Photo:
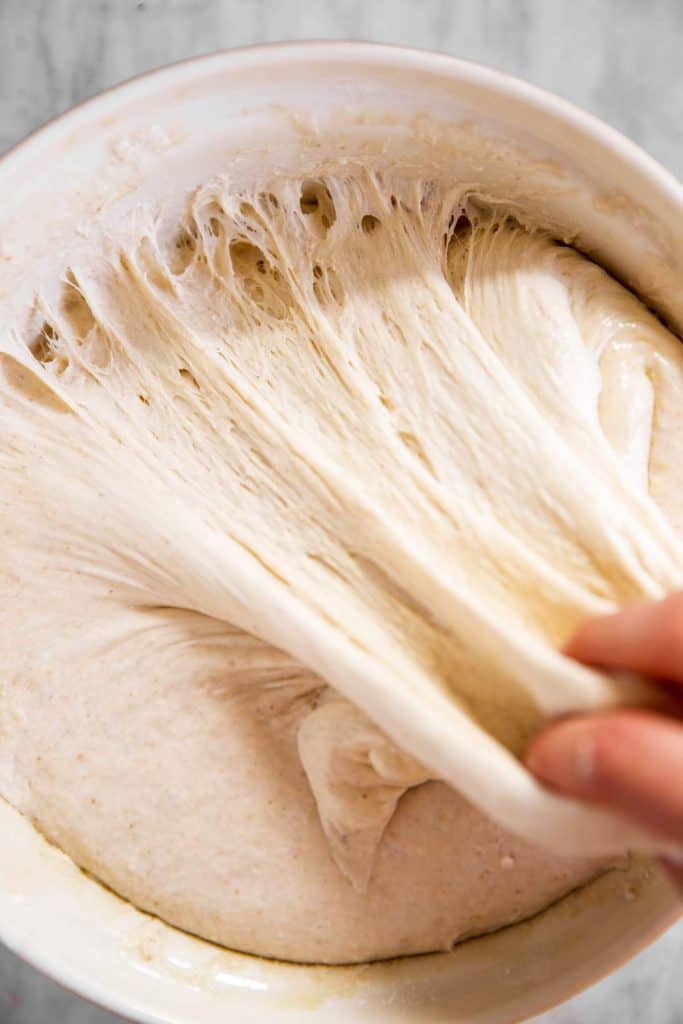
[1,164,682,963]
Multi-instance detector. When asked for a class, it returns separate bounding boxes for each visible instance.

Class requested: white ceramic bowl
[0,42,681,1024]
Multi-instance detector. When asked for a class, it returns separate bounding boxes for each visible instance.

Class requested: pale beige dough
[0,164,682,963]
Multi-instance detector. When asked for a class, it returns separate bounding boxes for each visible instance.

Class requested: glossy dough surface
[1,165,682,962]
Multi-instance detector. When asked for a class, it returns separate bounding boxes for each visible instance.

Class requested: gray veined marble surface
[0,1,681,1021]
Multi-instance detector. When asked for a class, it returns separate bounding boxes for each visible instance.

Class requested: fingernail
[526,722,597,793]
[574,732,597,783]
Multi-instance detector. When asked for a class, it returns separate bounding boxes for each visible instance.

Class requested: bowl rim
[0,39,681,1024]
[2,39,681,201]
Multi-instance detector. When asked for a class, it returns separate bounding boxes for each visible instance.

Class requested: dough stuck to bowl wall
[1,155,682,964]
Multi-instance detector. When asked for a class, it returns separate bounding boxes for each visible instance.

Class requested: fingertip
[526,716,599,795]
[562,607,637,665]
[561,616,604,662]
[563,594,683,685]
[527,711,683,843]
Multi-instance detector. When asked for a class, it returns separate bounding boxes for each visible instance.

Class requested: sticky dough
[1,163,683,963]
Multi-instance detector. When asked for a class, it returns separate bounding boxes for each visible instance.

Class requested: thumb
[525,710,683,844]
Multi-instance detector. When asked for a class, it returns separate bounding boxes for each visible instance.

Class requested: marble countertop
[0,1,681,1021]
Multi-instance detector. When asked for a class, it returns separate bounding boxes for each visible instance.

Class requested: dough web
[2,164,683,900]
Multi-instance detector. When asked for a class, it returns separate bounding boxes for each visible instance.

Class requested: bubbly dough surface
[1,163,682,962]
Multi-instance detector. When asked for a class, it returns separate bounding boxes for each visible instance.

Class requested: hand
[526,593,683,887]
